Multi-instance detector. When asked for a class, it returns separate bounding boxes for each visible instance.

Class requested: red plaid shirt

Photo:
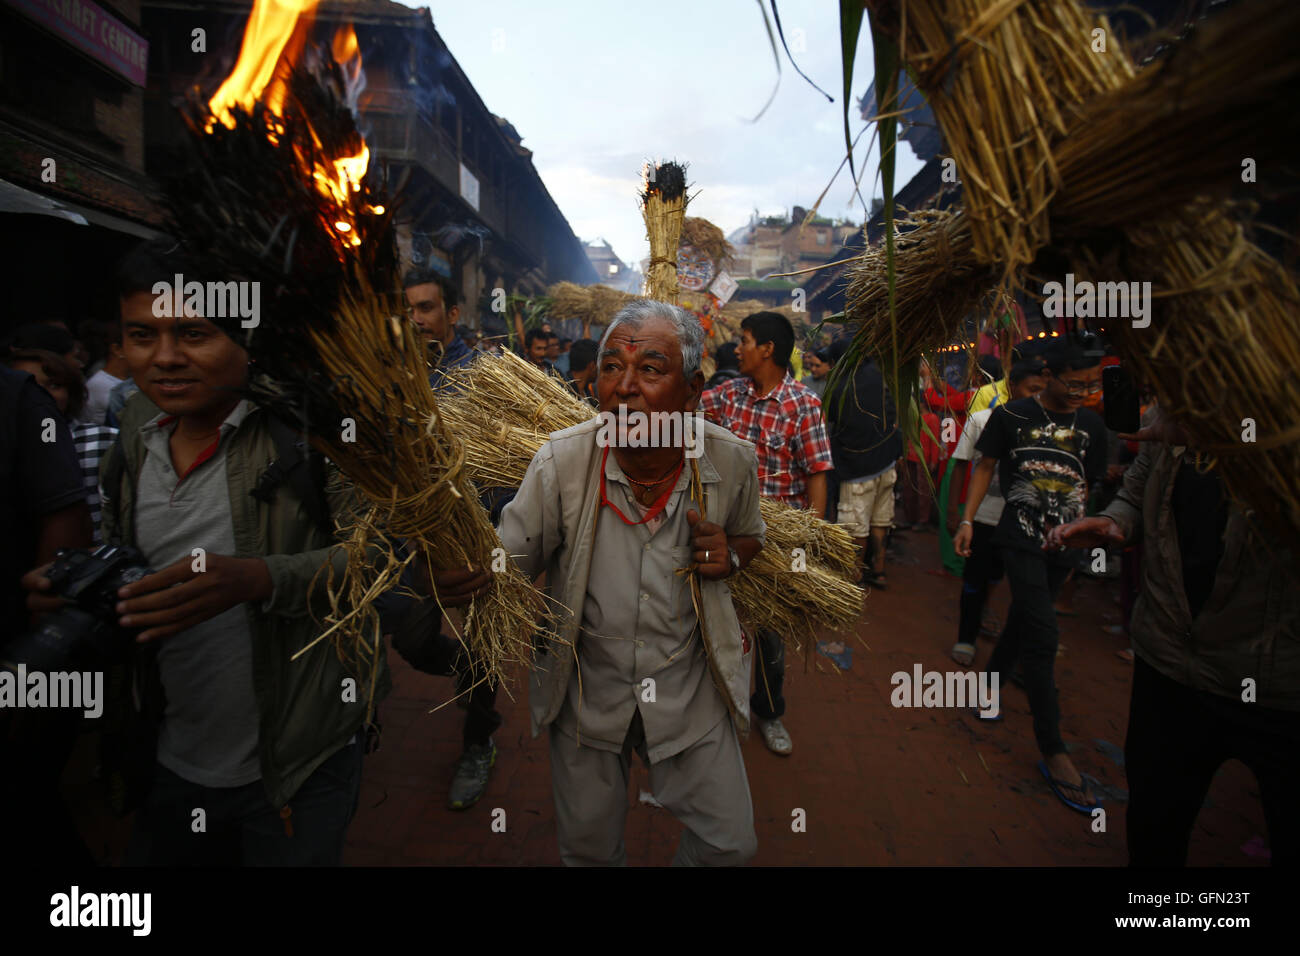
[699,373,834,508]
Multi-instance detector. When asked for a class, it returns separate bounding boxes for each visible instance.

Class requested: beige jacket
[498,417,765,737]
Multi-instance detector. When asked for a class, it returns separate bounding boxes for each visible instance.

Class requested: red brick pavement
[339,529,1269,866]
[62,528,1269,866]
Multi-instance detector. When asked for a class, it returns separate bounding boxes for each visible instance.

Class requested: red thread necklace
[599,446,684,526]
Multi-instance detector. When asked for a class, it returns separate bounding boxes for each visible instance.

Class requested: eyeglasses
[1060,380,1103,395]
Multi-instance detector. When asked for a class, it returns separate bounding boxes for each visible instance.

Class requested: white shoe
[757,718,793,755]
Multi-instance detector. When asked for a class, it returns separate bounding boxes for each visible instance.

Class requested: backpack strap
[250,415,333,536]
[99,434,127,545]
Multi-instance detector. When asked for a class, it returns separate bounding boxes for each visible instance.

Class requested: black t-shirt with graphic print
[975,396,1108,557]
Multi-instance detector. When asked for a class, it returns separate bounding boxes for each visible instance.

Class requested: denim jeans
[751,628,786,720]
[984,547,1072,757]
[957,521,1004,647]
[124,737,364,866]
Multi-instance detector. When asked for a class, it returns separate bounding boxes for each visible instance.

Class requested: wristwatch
[727,547,741,576]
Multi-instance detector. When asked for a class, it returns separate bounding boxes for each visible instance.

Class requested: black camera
[2,546,155,674]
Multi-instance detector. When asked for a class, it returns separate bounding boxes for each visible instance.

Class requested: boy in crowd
[947,358,1046,665]
[953,343,1107,813]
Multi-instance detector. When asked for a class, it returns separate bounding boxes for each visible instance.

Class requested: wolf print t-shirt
[975,397,1107,556]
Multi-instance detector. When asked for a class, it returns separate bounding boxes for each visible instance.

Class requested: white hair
[598,300,705,379]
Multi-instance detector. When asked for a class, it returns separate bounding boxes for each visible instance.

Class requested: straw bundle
[847,0,1300,545]
[844,208,990,365]
[439,350,865,648]
[280,286,543,697]
[641,161,689,302]
[547,280,641,327]
[1048,0,1300,235]
[1100,204,1300,543]
[710,299,800,348]
[886,0,1134,287]
[162,37,543,703]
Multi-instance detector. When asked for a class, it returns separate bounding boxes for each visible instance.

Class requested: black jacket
[823,360,902,480]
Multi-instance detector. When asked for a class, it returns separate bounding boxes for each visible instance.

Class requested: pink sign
[7,0,149,87]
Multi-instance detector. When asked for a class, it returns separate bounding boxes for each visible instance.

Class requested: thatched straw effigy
[439,349,864,650]
[847,0,1300,547]
[680,217,735,272]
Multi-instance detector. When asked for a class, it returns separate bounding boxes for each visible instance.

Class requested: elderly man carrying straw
[498,300,766,866]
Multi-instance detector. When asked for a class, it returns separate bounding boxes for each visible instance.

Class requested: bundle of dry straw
[547,280,642,327]
[641,161,688,303]
[844,208,992,364]
[439,350,864,649]
[848,0,1300,546]
[287,284,544,699]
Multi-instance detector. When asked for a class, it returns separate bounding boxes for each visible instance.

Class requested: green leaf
[869,18,915,457]
[838,1,866,187]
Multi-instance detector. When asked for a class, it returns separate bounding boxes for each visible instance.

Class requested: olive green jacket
[1100,442,1300,710]
[100,392,390,809]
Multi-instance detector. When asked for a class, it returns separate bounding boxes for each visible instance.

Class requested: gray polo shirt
[135,401,261,788]
[554,450,761,763]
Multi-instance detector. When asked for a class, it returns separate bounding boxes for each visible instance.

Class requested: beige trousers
[548,711,756,866]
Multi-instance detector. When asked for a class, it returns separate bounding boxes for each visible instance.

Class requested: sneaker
[448,739,497,810]
[756,718,793,755]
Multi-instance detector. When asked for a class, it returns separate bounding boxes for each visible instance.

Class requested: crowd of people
[1,239,1294,868]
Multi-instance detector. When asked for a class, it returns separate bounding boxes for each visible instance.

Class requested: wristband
[959,520,973,528]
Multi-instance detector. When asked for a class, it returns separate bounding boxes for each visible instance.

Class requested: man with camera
[21,240,489,865]
[1,362,94,865]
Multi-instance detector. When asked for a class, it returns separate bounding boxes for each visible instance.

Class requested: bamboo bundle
[161,16,543,703]
[439,350,865,649]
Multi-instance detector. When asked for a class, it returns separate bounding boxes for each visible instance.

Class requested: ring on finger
[704,550,710,564]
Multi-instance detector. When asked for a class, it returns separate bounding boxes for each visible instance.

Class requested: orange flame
[206,0,373,245]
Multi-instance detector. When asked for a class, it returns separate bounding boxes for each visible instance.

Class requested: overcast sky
[402,0,924,270]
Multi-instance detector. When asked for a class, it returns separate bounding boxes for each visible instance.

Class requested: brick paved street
[339,528,1269,867]
[60,527,1268,867]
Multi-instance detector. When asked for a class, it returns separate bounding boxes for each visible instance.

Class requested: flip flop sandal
[1054,607,1078,617]
[1038,760,1100,814]
[951,642,976,666]
[864,571,888,589]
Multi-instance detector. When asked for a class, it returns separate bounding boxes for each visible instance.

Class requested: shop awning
[0,177,159,239]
